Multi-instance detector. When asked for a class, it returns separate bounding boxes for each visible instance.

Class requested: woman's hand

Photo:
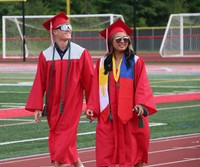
[133,104,144,117]
[34,110,43,123]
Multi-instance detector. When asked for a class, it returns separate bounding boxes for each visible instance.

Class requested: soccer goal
[159,13,200,57]
[2,14,124,59]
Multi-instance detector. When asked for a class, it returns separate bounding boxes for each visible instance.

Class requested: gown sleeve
[134,57,157,115]
[86,59,100,116]
[80,50,95,106]
[25,52,47,112]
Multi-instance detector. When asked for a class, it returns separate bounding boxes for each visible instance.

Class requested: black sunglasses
[115,36,129,43]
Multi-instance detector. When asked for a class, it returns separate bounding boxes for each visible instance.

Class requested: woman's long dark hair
[104,34,135,74]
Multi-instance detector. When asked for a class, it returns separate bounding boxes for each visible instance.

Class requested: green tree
[168,0,189,14]
[1,0,200,30]
[187,0,200,13]
[25,0,51,15]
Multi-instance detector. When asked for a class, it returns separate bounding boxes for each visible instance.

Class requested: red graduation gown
[87,55,157,166]
[25,42,94,164]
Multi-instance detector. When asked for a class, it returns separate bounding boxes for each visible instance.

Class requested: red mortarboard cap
[42,12,69,31]
[100,19,133,39]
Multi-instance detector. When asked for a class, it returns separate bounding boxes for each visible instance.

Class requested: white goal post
[159,13,200,58]
[2,14,124,59]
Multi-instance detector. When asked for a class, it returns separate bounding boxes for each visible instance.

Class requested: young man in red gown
[26,12,94,167]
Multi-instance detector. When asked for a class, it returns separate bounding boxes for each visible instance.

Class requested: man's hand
[34,110,43,123]
[85,109,95,122]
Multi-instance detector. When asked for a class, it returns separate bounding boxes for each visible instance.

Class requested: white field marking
[151,78,200,84]
[0,147,96,164]
[0,153,50,163]
[151,75,200,80]
[0,137,49,146]
[78,160,96,165]
[79,120,167,126]
[0,91,30,93]
[158,104,200,111]
[1,146,200,166]
[155,91,200,95]
[192,140,200,144]
[0,159,96,166]
[0,131,96,146]
[154,91,200,95]
[0,118,36,127]
[150,133,200,143]
[162,67,172,72]
[152,85,200,88]
[149,145,200,154]
[0,154,50,165]
[0,82,33,86]
[0,105,198,145]
[0,76,33,79]
[0,119,88,128]
[79,120,95,123]
[0,118,166,128]
[0,121,36,127]
[0,118,34,122]
[144,158,200,167]
[0,103,25,106]
[1,134,200,164]
[1,105,25,108]
[150,123,167,127]
[184,158,200,161]
[0,104,25,108]
[0,123,166,145]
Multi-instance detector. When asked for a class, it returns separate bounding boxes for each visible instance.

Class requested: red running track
[0,133,199,167]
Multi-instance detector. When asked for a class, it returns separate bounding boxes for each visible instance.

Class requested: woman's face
[112,32,129,52]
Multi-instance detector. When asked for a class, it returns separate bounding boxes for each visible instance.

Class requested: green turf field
[0,64,200,160]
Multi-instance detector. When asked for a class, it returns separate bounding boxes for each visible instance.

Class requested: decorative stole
[112,55,122,83]
[99,55,135,123]
[99,57,109,122]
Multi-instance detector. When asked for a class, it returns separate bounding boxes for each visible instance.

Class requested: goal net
[2,14,124,59]
[159,13,200,57]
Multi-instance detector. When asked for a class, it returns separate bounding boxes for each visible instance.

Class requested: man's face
[53,24,72,41]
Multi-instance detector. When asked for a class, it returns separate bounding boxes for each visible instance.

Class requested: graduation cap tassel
[60,99,63,114]
[138,116,144,128]
[42,104,47,117]
[50,22,54,46]
[134,106,149,128]
[105,28,109,54]
[109,111,113,121]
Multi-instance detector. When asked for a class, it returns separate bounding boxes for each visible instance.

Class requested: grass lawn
[0,63,199,159]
